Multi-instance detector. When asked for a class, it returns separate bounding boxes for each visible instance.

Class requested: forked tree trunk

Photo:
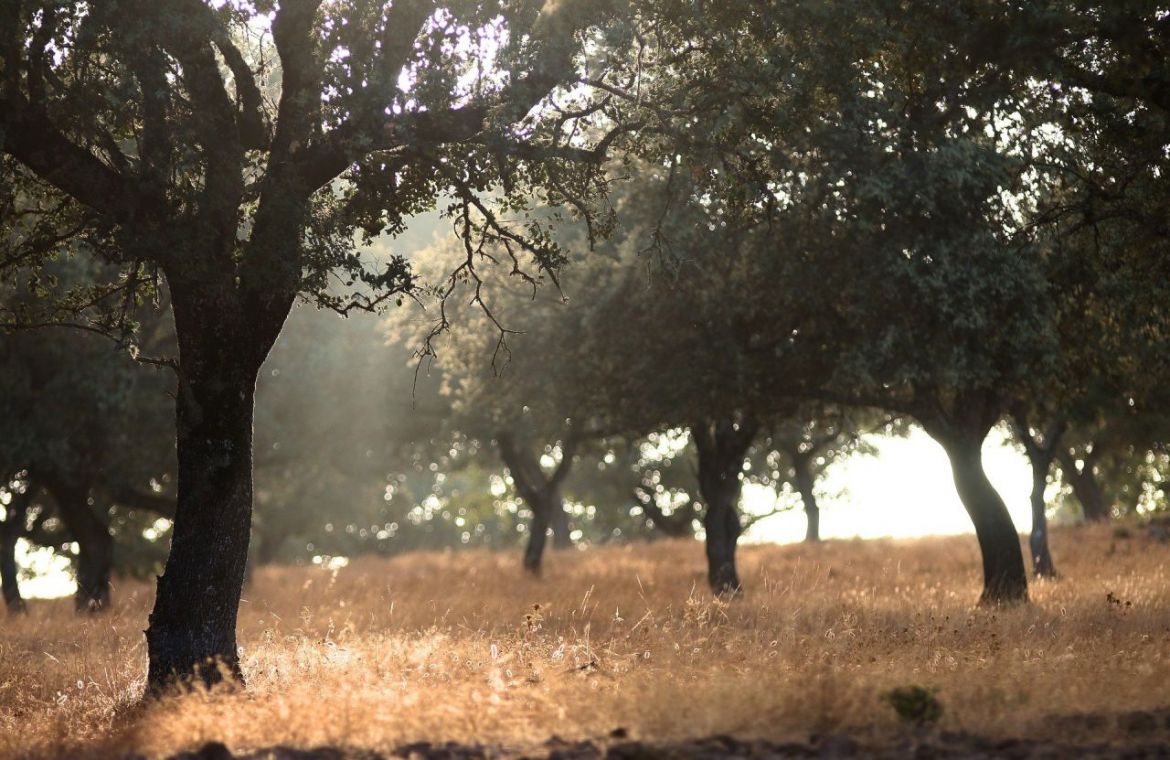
[498,431,577,576]
[1,491,27,615]
[693,419,758,595]
[936,433,1028,604]
[792,453,821,543]
[1013,415,1063,579]
[145,340,262,691]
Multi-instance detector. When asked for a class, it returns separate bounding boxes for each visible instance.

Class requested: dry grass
[2,523,1170,759]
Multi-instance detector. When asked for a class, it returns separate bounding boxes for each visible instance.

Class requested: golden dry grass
[2,523,1170,759]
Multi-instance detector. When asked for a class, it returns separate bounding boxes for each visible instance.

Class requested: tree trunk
[498,431,577,576]
[1,493,26,615]
[793,453,821,543]
[145,359,259,691]
[693,419,758,595]
[45,478,114,613]
[1058,451,1110,522]
[1027,464,1056,578]
[1011,415,1063,579]
[937,435,1028,604]
[523,494,552,575]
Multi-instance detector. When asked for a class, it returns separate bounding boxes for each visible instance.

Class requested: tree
[1011,415,1066,578]
[390,224,619,573]
[764,409,885,544]
[1,0,666,689]
[0,289,176,611]
[621,1,1079,604]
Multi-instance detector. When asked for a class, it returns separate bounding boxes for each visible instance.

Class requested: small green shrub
[881,685,944,726]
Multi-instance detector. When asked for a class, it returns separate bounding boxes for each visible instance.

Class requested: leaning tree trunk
[792,453,821,543]
[46,478,114,612]
[0,493,27,614]
[694,419,758,595]
[936,434,1028,604]
[145,317,265,691]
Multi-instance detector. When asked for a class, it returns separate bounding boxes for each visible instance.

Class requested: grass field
[2,522,1170,759]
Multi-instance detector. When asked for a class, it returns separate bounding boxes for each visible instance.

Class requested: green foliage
[881,685,944,726]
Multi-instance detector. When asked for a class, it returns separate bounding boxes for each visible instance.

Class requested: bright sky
[744,427,1033,543]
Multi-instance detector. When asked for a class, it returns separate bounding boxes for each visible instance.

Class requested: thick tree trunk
[694,419,758,595]
[793,453,821,543]
[1058,451,1110,522]
[1,496,26,614]
[937,435,1028,604]
[145,360,259,691]
[702,488,741,593]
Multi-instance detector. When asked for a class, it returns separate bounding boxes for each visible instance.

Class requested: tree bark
[936,434,1028,604]
[1,488,29,615]
[498,431,577,576]
[693,419,758,595]
[145,332,263,691]
[1012,415,1063,579]
[1026,464,1056,578]
[792,452,821,543]
[44,477,114,613]
[522,495,553,574]
[1058,449,1110,522]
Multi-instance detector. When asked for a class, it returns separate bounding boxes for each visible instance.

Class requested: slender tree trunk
[145,358,260,691]
[1012,415,1063,579]
[1027,464,1056,578]
[1058,451,1110,522]
[1,494,26,614]
[523,495,552,575]
[792,453,821,543]
[937,435,1028,604]
[694,419,758,595]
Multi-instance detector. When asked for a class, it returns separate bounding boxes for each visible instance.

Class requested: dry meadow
[2,523,1170,758]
